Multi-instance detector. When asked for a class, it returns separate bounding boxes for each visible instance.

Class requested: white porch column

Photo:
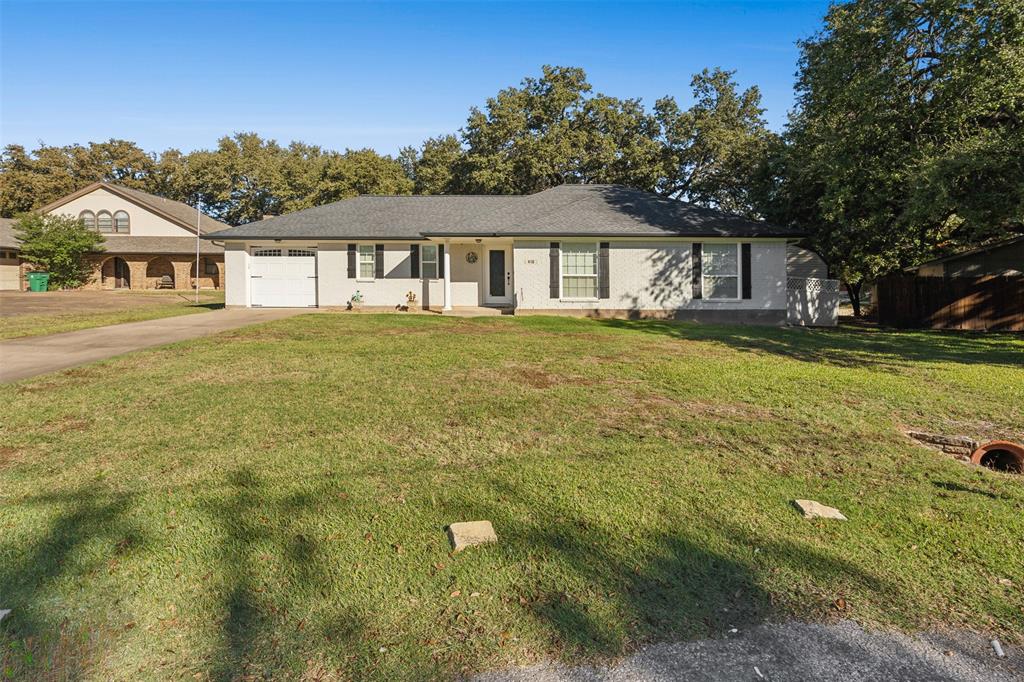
[442,239,453,311]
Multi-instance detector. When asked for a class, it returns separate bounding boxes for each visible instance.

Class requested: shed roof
[904,235,1024,271]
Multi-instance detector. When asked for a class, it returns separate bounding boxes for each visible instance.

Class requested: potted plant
[403,291,417,311]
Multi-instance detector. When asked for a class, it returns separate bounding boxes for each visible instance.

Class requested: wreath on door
[466,251,478,263]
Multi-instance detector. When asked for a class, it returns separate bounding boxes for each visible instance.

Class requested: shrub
[13,212,105,289]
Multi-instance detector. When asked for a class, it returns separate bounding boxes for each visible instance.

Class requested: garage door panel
[250,252,317,308]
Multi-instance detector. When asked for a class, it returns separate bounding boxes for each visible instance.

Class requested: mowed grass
[1,314,1022,680]
[0,291,225,340]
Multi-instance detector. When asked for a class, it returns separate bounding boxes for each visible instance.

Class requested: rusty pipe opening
[971,441,1024,474]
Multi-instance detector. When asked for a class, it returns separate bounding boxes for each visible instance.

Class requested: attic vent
[971,441,1024,474]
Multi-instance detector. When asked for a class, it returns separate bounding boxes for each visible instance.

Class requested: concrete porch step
[440,306,514,317]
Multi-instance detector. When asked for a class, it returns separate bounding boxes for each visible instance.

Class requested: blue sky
[1,1,829,156]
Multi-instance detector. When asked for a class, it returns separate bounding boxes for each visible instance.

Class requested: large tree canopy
[756,0,1024,312]
[402,65,774,217]
[0,140,155,217]
[0,135,412,225]
[2,66,772,223]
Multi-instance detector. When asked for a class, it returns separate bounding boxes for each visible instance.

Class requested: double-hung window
[358,244,375,279]
[702,243,740,299]
[421,244,438,279]
[561,242,598,299]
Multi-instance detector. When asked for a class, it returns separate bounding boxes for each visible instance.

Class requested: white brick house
[207,184,826,325]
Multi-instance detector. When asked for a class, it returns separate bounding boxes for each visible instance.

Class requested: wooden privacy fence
[875,275,1024,331]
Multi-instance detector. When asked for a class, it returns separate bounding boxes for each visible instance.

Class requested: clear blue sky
[1,1,829,156]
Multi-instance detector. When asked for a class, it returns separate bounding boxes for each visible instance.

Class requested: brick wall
[83,254,224,290]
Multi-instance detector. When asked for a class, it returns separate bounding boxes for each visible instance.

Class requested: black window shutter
[741,243,752,299]
[691,243,703,300]
[438,245,445,278]
[410,244,420,278]
[549,242,560,298]
[347,244,356,278]
[598,242,610,299]
[375,244,384,279]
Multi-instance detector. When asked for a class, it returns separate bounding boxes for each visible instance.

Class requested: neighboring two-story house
[29,182,228,291]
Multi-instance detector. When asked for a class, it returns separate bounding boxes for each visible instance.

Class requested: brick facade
[83,254,224,291]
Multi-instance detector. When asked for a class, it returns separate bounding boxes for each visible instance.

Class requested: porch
[439,239,515,311]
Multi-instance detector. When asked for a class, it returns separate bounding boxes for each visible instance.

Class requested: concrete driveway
[0,308,308,383]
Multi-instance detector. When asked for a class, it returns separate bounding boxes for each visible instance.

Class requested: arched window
[113,210,130,233]
[96,211,113,233]
[79,210,96,230]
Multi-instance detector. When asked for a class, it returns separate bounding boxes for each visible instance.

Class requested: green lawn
[0,291,225,340]
[1,314,1022,680]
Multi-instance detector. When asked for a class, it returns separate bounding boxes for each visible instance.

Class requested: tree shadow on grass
[197,467,366,681]
[592,318,1024,370]
[0,484,141,679]
[443,478,898,667]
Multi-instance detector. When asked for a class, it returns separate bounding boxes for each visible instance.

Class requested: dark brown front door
[114,258,130,288]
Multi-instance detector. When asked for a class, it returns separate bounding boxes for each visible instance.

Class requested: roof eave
[203,234,425,241]
[419,231,806,239]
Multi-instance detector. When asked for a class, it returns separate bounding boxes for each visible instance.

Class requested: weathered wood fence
[875,275,1024,331]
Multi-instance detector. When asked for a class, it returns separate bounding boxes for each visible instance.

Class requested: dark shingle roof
[94,236,223,255]
[0,218,19,250]
[206,185,802,241]
[109,185,227,235]
[207,195,518,240]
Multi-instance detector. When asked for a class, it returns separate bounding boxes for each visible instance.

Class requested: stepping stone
[793,499,847,520]
[446,521,497,552]
[0,609,9,622]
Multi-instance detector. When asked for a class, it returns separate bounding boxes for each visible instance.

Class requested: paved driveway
[477,620,1020,682]
[0,308,308,383]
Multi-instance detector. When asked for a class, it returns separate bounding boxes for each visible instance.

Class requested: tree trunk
[845,281,863,318]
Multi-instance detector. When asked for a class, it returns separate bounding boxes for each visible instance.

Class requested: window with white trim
[113,210,130,233]
[96,211,113,233]
[253,248,282,257]
[358,244,375,279]
[288,249,316,257]
[561,242,598,299]
[421,244,438,279]
[702,243,740,299]
[79,210,96,230]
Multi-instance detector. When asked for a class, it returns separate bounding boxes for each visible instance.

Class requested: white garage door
[250,248,318,307]
[0,262,21,291]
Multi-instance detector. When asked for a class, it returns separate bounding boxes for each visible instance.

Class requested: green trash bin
[27,272,50,292]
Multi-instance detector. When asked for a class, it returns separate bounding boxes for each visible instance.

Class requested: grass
[0,291,225,340]
[1,314,1022,680]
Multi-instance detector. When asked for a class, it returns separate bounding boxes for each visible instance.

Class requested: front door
[114,258,130,289]
[484,247,513,305]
